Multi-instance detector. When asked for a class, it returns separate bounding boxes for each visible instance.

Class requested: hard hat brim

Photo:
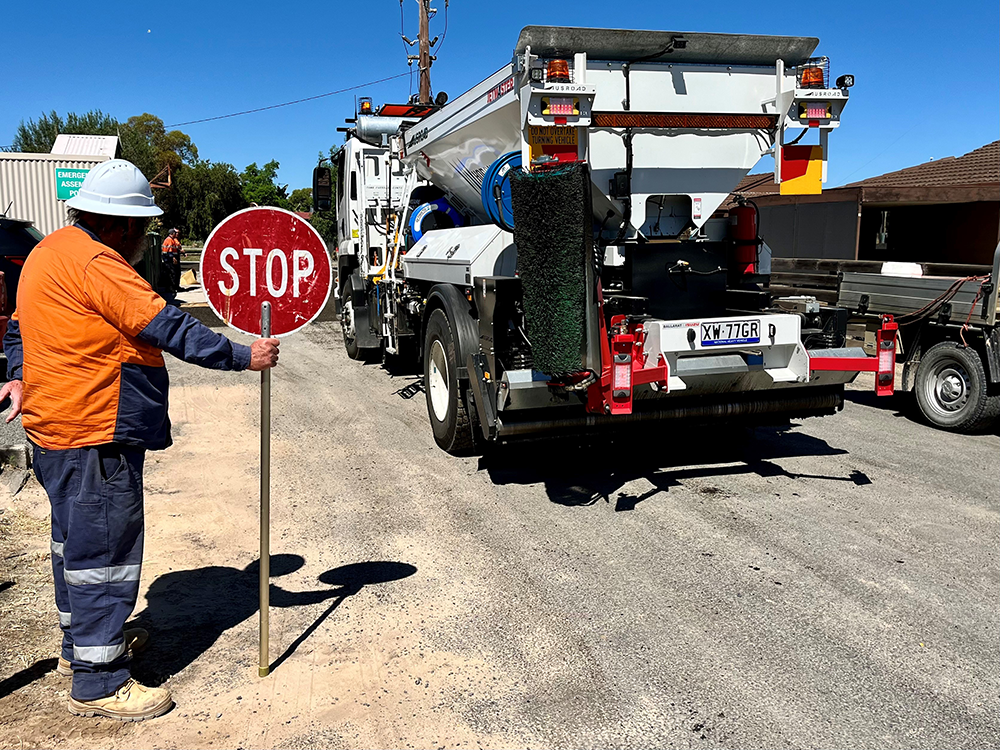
[66,194,164,217]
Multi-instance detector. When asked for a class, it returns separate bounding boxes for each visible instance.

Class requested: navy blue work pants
[32,443,145,701]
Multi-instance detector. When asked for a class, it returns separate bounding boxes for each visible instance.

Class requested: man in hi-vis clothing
[0,160,279,721]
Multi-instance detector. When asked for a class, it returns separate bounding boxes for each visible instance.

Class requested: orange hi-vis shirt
[162,236,181,254]
[14,226,168,449]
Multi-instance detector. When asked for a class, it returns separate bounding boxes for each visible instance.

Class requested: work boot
[68,678,173,721]
[57,628,150,676]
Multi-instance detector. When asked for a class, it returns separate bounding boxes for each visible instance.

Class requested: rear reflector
[875,316,898,397]
[592,112,777,129]
[878,347,894,373]
[613,362,631,390]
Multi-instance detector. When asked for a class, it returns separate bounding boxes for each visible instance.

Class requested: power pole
[417,0,432,104]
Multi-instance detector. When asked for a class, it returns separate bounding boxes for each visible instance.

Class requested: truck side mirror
[313,166,332,212]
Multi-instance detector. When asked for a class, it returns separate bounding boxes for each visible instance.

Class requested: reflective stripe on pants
[33,443,146,701]
[74,643,127,664]
[64,564,142,586]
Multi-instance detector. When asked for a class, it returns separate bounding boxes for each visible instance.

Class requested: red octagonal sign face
[201,207,332,337]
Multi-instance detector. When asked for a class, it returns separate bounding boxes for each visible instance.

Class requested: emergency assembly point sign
[201,207,332,336]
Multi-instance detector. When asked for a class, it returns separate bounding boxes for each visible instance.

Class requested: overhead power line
[166,72,412,128]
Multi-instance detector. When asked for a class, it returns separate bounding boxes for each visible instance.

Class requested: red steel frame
[808,315,898,397]
[587,287,670,416]
[586,305,899,415]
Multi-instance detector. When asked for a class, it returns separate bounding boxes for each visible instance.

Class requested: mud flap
[467,353,498,442]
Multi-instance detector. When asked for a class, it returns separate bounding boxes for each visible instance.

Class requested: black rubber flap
[510,163,589,376]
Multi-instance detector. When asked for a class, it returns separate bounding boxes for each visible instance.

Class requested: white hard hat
[66,159,163,217]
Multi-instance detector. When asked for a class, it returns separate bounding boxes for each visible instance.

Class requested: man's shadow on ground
[130,556,416,684]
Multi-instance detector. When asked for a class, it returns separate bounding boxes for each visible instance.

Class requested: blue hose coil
[409,198,464,242]
[480,151,521,230]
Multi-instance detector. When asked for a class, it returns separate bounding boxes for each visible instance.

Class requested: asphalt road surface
[2,314,997,749]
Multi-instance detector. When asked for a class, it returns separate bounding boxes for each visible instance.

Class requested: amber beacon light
[796,57,830,89]
[546,59,571,83]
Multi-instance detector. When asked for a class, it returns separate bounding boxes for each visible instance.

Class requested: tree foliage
[158,161,246,240]
[12,110,118,153]
[287,187,313,213]
[119,113,198,180]
[12,110,197,182]
[240,160,289,208]
[10,109,342,244]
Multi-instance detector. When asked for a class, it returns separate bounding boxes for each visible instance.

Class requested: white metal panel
[403,57,795,231]
[404,65,520,222]
[50,134,119,157]
[402,225,516,285]
[0,152,109,236]
[587,62,788,231]
[644,314,809,390]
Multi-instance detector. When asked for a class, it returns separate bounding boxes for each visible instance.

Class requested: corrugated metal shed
[0,152,110,236]
[50,134,119,158]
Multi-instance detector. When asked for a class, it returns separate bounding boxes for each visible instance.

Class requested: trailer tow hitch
[586,308,670,416]
[808,314,898,396]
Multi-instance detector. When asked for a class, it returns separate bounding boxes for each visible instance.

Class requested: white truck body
[332,26,886,452]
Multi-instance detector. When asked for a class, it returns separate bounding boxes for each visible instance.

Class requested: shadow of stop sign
[201,207,332,336]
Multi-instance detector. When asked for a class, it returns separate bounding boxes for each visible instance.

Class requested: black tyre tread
[451,392,475,453]
[977,393,1000,429]
[915,342,998,433]
[437,310,475,454]
[424,309,475,454]
[341,279,377,362]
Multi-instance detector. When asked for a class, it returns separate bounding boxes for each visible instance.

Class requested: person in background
[161,228,182,297]
[0,159,279,722]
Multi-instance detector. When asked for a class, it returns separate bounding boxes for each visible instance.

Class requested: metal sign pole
[259,301,272,678]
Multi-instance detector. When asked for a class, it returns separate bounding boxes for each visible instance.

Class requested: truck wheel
[915,342,1000,432]
[340,278,374,361]
[424,308,474,454]
[340,279,362,359]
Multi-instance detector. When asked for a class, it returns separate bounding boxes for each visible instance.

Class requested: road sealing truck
[321,26,898,453]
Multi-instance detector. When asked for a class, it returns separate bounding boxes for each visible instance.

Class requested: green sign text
[55,168,90,201]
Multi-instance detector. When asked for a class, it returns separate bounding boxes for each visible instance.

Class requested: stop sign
[200,207,332,336]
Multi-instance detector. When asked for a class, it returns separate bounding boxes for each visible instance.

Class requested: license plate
[528,125,578,146]
[700,319,760,347]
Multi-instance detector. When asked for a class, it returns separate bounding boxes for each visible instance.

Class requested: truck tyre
[423,308,474,454]
[915,341,1000,432]
[341,278,376,361]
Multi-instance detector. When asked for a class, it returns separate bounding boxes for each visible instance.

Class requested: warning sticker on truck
[528,126,578,147]
[528,126,579,164]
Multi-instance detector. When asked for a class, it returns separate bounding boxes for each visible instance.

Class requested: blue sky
[4,1,997,191]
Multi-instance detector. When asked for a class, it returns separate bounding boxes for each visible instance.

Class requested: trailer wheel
[424,308,474,454]
[915,342,1000,432]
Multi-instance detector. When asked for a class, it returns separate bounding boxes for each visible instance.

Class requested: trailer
[321,26,897,453]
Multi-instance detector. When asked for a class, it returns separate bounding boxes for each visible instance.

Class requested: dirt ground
[0,339,524,750]
[0,316,997,749]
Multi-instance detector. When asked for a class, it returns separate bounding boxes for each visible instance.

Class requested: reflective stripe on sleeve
[73,642,126,665]
[51,540,64,557]
[64,564,141,586]
[58,610,72,628]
